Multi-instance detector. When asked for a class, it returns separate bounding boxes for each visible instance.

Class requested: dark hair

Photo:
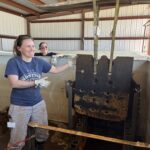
[39,42,47,50]
[13,35,33,56]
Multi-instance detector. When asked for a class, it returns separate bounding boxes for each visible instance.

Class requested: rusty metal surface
[74,93,129,122]
[75,55,133,93]
[74,55,133,122]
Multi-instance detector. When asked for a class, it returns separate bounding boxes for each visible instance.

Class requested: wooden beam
[0,7,23,17]
[0,0,39,15]
[40,0,92,7]
[58,0,67,2]
[85,15,150,21]
[33,37,81,40]
[26,8,91,21]
[86,37,150,40]
[31,19,82,23]
[81,11,85,50]
[33,37,150,41]
[27,20,31,36]
[30,15,150,23]
[28,122,150,149]
[28,0,45,5]
[0,37,2,50]
[0,34,17,39]
[26,5,116,21]
[109,0,120,75]
[148,41,150,55]
[148,27,150,55]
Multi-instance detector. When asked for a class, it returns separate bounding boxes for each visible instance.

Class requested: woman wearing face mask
[5,35,71,150]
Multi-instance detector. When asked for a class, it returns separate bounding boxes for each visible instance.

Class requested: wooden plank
[0,6,23,16]
[109,0,120,75]
[39,0,92,7]
[0,34,17,39]
[85,15,150,21]
[28,0,45,5]
[32,37,150,41]
[27,20,31,36]
[31,19,82,23]
[81,11,85,50]
[33,37,81,40]
[85,37,150,40]
[28,122,150,149]
[30,15,150,23]
[26,8,91,21]
[0,0,39,15]
[148,31,150,55]
[93,0,99,75]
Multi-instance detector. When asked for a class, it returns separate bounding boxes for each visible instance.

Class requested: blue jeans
[8,100,49,150]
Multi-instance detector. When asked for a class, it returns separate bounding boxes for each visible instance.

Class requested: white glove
[35,77,50,88]
[51,55,57,65]
[68,60,73,67]
[68,57,76,67]
[56,54,64,57]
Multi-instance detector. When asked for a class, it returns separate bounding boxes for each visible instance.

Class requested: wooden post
[147,26,150,56]
[81,11,85,50]
[93,0,99,75]
[142,25,147,53]
[142,20,150,54]
[27,20,31,36]
[0,38,2,51]
[108,0,120,76]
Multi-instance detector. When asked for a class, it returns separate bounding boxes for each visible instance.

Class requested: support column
[81,11,85,50]
[27,20,31,36]
[93,0,99,75]
[148,25,150,55]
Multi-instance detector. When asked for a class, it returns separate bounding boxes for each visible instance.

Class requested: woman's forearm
[50,64,69,74]
[9,79,35,89]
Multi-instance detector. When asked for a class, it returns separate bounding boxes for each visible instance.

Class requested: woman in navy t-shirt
[5,35,71,150]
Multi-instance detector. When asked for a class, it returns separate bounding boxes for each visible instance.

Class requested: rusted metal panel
[74,93,129,121]
[74,54,133,122]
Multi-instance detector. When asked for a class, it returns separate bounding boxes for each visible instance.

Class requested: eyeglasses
[40,46,48,49]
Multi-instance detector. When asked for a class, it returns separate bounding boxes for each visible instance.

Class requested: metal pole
[108,0,120,77]
[93,0,99,75]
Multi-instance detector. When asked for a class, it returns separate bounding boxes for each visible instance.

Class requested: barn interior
[0,0,150,150]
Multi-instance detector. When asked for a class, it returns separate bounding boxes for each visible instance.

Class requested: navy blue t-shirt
[5,56,52,106]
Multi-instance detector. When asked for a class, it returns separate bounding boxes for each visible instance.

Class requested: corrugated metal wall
[85,4,150,53]
[84,4,150,52]
[31,14,82,51]
[34,40,80,51]
[30,4,150,53]
[31,22,81,38]
[0,11,27,51]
